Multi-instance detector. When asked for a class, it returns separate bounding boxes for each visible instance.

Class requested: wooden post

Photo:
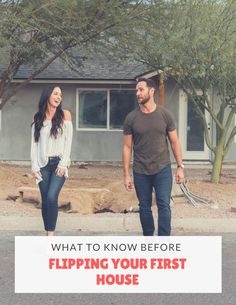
[158,72,164,106]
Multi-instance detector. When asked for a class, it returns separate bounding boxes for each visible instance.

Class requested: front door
[179,90,210,160]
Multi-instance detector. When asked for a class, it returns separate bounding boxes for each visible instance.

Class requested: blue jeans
[133,164,172,236]
[39,157,65,231]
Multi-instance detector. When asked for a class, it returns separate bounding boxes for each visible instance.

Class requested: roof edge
[11,79,136,84]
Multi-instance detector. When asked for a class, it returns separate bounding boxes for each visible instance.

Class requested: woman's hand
[55,167,65,177]
[33,171,42,180]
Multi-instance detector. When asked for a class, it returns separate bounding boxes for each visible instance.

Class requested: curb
[0,214,235,233]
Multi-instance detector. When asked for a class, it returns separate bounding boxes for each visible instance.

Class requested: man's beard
[138,94,150,105]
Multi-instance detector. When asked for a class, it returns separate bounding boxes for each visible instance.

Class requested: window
[77,89,136,130]
[78,91,107,129]
[110,90,136,129]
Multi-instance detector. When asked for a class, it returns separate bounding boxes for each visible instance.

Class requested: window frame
[76,88,135,131]
[0,99,2,130]
[235,114,236,143]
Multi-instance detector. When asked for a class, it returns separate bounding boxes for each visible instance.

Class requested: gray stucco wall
[0,83,131,161]
[0,85,34,161]
[164,78,180,128]
[225,137,236,163]
[1,80,235,163]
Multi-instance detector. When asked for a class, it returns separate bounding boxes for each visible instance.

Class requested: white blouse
[31,120,73,176]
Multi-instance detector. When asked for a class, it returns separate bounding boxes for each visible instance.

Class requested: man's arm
[168,130,185,184]
[122,134,133,191]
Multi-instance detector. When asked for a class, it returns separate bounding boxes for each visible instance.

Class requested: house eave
[11,79,136,85]
[135,69,163,80]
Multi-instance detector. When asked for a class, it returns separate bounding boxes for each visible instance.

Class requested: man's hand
[175,167,185,184]
[124,174,133,192]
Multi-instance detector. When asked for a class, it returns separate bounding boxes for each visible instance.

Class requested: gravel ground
[0,162,236,219]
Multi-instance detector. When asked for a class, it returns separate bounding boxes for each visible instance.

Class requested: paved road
[0,231,235,305]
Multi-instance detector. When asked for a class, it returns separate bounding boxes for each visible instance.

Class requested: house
[0,57,235,164]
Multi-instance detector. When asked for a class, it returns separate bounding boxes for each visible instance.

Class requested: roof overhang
[11,79,136,84]
[135,69,163,80]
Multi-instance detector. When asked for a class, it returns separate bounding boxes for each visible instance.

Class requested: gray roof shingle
[0,55,150,81]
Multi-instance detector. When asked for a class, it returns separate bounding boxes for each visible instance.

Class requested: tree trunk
[211,146,224,183]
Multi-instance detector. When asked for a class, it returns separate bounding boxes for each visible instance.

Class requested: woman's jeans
[133,164,173,236]
[39,157,65,231]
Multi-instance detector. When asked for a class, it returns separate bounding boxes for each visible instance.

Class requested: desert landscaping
[0,162,236,220]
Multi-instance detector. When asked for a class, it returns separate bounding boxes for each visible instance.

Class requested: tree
[120,0,236,183]
[0,0,147,110]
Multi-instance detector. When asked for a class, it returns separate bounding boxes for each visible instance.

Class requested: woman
[31,85,73,236]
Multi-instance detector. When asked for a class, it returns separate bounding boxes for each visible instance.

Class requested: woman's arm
[30,124,41,177]
[57,110,73,171]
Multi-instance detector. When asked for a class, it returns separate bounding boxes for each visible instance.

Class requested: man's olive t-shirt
[123,106,176,175]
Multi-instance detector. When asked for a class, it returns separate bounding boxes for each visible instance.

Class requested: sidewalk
[0,213,235,233]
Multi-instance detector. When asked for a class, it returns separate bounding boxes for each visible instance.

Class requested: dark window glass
[78,91,107,128]
[110,90,136,129]
[187,97,205,151]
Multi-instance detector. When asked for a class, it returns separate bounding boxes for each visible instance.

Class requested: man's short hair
[137,78,157,90]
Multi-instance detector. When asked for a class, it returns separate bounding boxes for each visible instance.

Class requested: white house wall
[212,88,236,163]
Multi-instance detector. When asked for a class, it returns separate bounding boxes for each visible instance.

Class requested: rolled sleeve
[123,116,133,135]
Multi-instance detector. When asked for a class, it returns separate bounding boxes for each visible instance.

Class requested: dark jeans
[39,157,65,231]
[133,164,172,236]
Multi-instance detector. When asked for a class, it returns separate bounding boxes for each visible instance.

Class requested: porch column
[158,72,164,106]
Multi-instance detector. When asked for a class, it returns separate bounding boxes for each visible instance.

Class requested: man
[122,78,184,236]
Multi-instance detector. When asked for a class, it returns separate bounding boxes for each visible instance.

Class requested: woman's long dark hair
[32,85,64,142]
